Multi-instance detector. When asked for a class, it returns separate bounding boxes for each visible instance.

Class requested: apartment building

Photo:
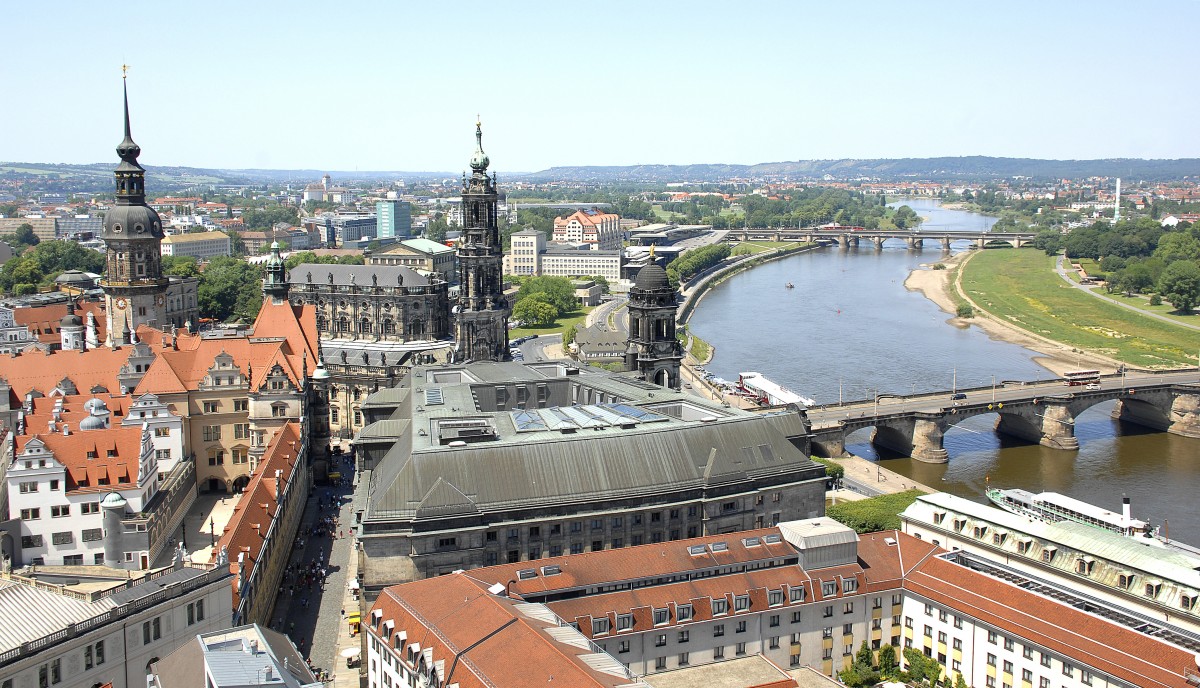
[365,521,1200,688]
[553,209,622,249]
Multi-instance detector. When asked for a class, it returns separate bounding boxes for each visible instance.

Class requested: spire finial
[122,63,129,79]
[117,70,141,167]
[469,116,489,173]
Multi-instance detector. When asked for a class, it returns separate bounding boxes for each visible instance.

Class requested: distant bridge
[800,371,1200,463]
[726,227,1037,250]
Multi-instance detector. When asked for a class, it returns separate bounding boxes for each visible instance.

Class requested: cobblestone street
[268,451,360,678]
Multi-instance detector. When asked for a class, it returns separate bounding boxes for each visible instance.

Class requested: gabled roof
[14,395,146,495]
[0,346,133,403]
[369,574,649,688]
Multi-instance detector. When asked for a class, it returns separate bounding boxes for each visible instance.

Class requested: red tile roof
[369,574,644,688]
[212,422,302,609]
[15,394,144,494]
[12,299,107,346]
[0,345,134,403]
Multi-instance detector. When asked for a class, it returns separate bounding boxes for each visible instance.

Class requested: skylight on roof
[688,545,707,556]
[762,534,782,544]
[517,568,537,580]
[742,537,761,548]
[710,542,729,553]
[424,388,444,406]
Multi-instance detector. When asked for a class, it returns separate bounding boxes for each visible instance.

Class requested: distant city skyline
[3,1,1198,173]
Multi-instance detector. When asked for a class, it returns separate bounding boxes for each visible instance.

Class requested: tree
[197,256,264,322]
[161,255,201,278]
[1033,229,1062,255]
[517,276,577,315]
[425,216,450,243]
[513,294,558,326]
[242,205,299,230]
[11,223,39,247]
[902,647,942,686]
[1157,260,1200,313]
[878,644,899,679]
[562,324,578,346]
[588,274,610,294]
[839,641,880,688]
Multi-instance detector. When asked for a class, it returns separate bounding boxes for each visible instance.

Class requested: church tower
[625,256,683,390]
[100,72,168,346]
[453,120,510,362]
[263,241,290,303]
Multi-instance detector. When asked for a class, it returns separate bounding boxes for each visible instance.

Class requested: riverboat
[985,488,1155,538]
[736,372,815,407]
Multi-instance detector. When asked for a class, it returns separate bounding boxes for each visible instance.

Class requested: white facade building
[160,231,231,259]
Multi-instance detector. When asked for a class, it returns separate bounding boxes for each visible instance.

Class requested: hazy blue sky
[3,1,1197,172]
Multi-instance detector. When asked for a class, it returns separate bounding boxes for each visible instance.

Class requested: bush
[811,457,844,481]
[1150,294,1162,306]
[826,490,924,533]
[955,302,974,318]
[932,263,946,270]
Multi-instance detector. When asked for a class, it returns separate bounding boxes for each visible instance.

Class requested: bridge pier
[941,237,952,251]
[871,416,948,464]
[1168,392,1200,438]
[906,237,923,249]
[1038,402,1079,450]
[976,238,987,250]
[872,236,885,250]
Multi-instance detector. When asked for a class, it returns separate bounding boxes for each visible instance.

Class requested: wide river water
[689,198,1200,545]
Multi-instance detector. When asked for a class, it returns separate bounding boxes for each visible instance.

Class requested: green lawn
[959,250,1199,368]
[1099,290,1200,326]
[651,205,684,222]
[509,306,593,340]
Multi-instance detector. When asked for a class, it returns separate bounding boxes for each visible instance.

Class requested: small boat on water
[785,282,794,289]
[985,488,1156,538]
[737,372,816,407]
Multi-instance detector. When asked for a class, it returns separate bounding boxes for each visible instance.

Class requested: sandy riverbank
[904,251,1120,376]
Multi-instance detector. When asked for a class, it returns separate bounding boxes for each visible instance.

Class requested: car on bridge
[950,392,967,400]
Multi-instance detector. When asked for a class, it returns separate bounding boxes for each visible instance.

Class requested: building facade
[2,393,193,570]
[365,522,1200,688]
[148,624,319,688]
[452,122,509,363]
[375,200,412,240]
[0,560,232,688]
[159,231,231,259]
[366,238,456,284]
[553,208,622,249]
[353,361,824,593]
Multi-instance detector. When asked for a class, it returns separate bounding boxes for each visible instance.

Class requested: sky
[2,1,1198,173]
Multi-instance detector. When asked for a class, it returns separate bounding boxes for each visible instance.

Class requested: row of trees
[665,243,731,286]
[0,240,106,295]
[1036,217,1200,313]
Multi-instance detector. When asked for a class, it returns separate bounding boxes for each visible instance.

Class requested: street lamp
[952,368,957,395]
[180,521,187,549]
[209,517,215,547]
[991,375,996,403]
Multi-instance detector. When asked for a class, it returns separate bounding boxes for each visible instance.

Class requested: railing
[0,561,229,669]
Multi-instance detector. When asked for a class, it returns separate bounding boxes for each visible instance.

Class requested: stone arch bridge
[727,228,1036,250]
[805,374,1200,463]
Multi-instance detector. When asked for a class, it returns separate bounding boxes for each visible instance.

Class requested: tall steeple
[263,241,290,302]
[453,118,510,362]
[100,68,169,345]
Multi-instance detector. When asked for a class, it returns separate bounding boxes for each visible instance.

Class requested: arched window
[382,319,395,335]
[359,318,371,334]
[337,317,349,333]
[316,315,327,332]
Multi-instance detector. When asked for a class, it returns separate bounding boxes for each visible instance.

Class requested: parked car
[950,392,967,400]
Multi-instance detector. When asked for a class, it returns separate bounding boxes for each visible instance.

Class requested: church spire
[469,116,490,175]
[263,241,290,302]
[114,67,146,205]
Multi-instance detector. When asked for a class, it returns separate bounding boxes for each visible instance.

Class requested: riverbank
[904,251,1120,376]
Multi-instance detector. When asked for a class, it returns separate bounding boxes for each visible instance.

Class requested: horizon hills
[2,155,1198,191]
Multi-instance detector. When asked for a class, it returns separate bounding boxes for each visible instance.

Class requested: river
[688,198,1200,545]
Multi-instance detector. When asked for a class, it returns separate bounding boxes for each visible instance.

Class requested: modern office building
[375,200,412,240]
[159,231,232,259]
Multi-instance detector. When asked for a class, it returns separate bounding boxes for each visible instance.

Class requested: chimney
[252,523,261,537]
[274,469,283,502]
[61,424,70,436]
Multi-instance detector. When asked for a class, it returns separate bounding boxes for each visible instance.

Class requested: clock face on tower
[116,298,127,310]
[157,295,165,306]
